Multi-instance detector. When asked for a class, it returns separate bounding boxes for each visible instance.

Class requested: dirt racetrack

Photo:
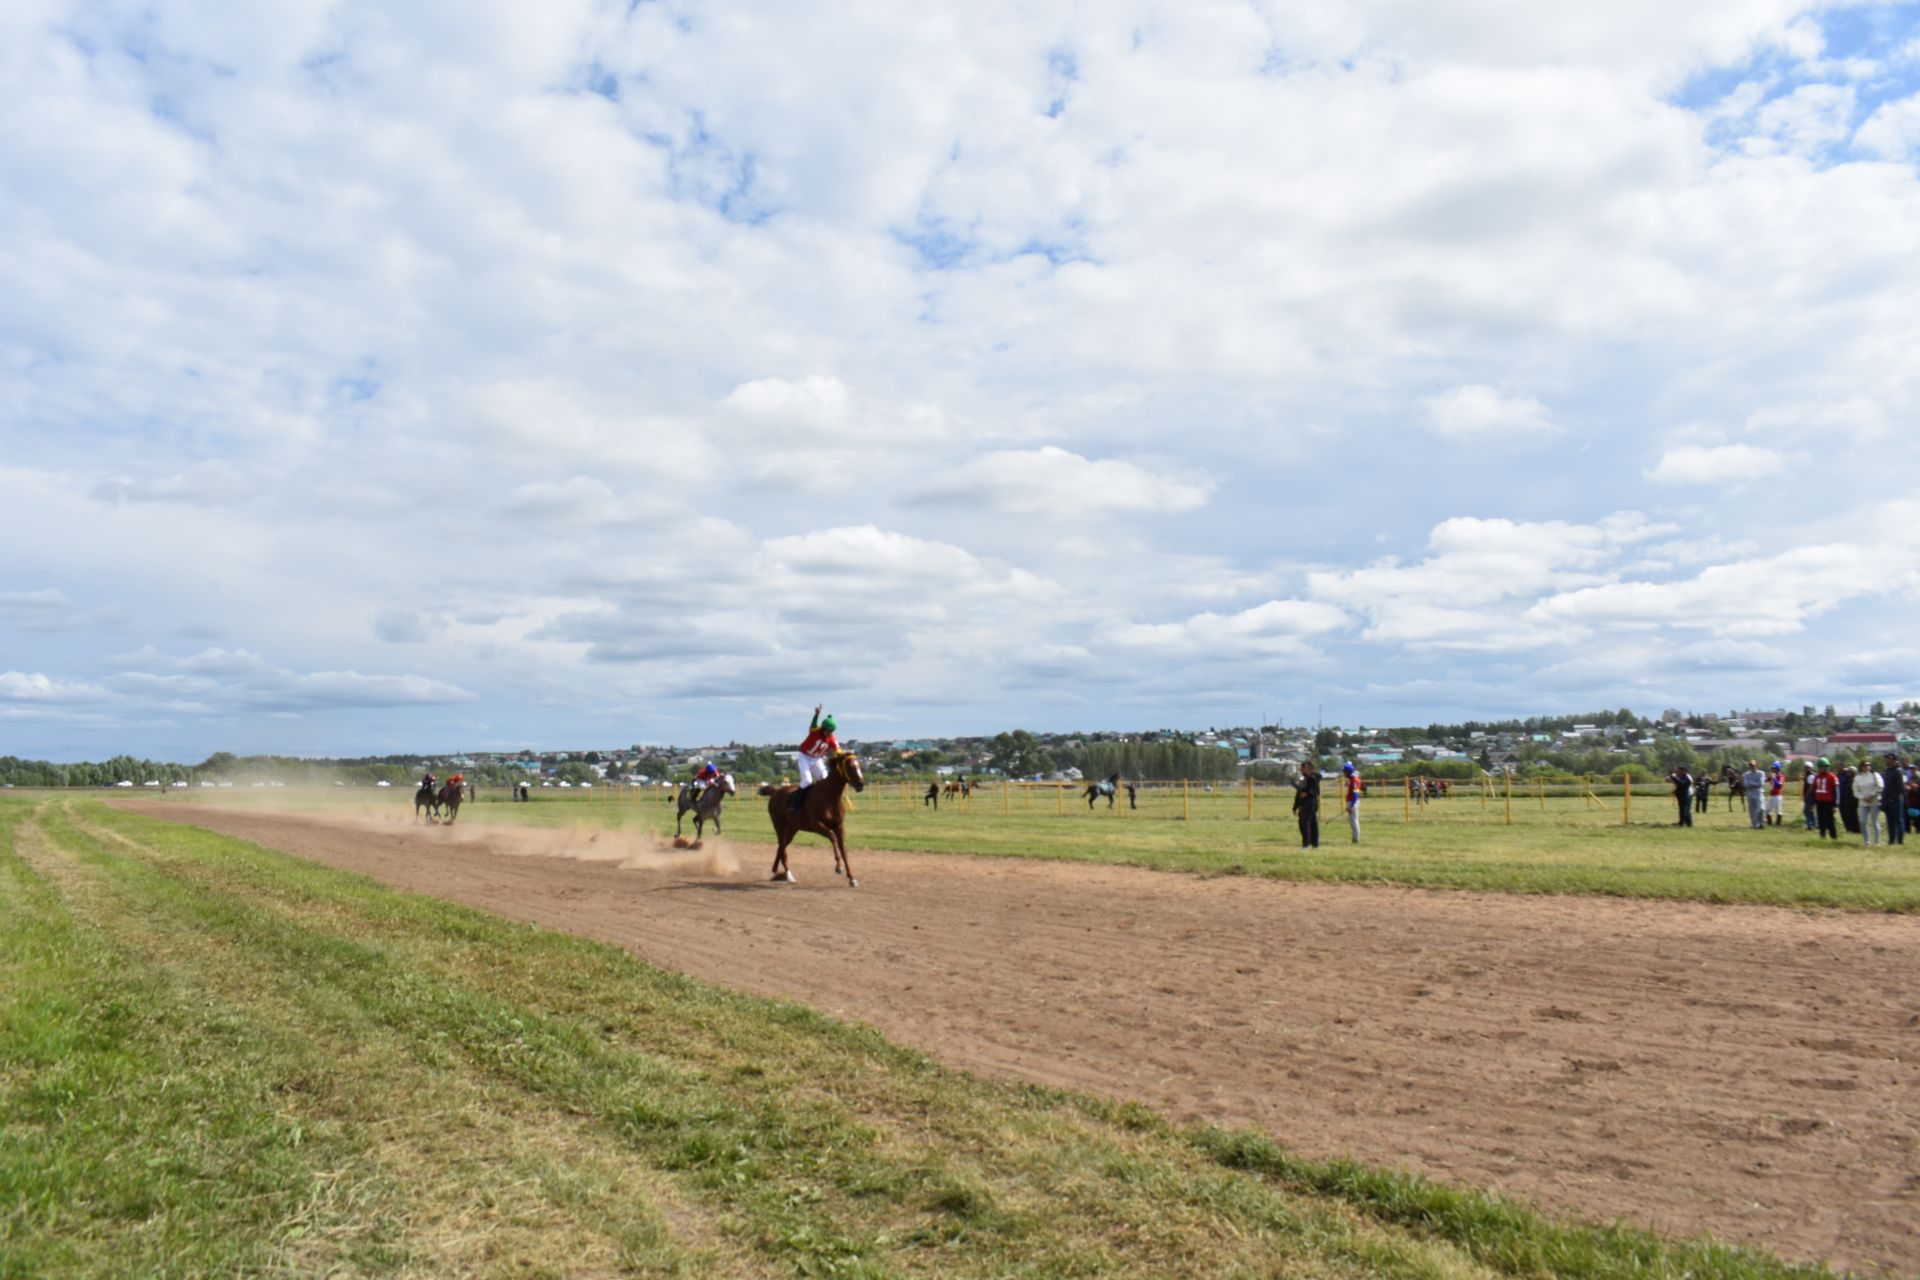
[124,802,1920,1274]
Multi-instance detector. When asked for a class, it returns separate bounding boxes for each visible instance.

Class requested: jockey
[420,771,436,794]
[695,762,722,791]
[447,772,465,794]
[792,704,839,807]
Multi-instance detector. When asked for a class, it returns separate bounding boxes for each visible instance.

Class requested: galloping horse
[413,783,439,823]
[674,775,735,840]
[436,779,465,824]
[760,751,866,887]
[1084,773,1120,809]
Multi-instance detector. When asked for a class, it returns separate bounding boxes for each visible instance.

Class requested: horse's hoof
[783,871,796,883]
[848,879,858,888]
[834,865,842,875]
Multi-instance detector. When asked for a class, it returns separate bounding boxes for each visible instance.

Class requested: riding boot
[787,786,808,812]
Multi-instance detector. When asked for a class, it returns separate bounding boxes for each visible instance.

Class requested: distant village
[6,703,1916,790]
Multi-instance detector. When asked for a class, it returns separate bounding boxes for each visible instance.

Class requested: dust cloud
[200,798,741,877]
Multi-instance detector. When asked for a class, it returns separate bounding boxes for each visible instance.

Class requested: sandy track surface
[121,802,1920,1273]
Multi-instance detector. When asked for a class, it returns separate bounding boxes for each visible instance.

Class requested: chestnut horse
[760,751,866,887]
[436,779,465,824]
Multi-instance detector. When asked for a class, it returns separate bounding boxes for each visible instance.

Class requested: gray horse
[675,775,736,840]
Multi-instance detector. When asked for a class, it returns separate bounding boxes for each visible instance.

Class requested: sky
[4,0,1920,762]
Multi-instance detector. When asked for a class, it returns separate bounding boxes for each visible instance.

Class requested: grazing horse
[1084,773,1120,809]
[674,775,735,840]
[760,751,866,887]
[413,784,439,823]
[436,780,465,824]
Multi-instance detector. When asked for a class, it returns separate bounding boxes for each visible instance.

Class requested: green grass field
[141,776,1920,912]
[2,793,1830,1278]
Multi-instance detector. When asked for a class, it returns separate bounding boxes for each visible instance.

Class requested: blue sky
[3,0,1919,761]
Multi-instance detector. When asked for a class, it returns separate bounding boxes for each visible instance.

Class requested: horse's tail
[758,784,776,795]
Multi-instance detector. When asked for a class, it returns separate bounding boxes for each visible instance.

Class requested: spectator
[1766,761,1786,827]
[1882,753,1907,845]
[1342,762,1363,843]
[1741,760,1766,829]
[1292,761,1322,850]
[1810,758,1839,840]
[1694,772,1712,814]
[1800,764,1817,831]
[1667,764,1693,827]
[1856,759,1884,846]
[1839,764,1860,834]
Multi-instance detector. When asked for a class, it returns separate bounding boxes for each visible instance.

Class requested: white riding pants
[799,752,829,787]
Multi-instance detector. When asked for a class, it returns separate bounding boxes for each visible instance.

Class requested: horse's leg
[834,827,856,888]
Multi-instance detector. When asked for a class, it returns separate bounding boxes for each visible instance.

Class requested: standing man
[1292,761,1322,850]
[1667,764,1694,827]
[1810,758,1839,840]
[1856,758,1884,846]
[1800,764,1818,831]
[1741,760,1766,830]
[1885,753,1909,845]
[1766,761,1786,827]
[1839,764,1860,835]
[1341,762,1363,843]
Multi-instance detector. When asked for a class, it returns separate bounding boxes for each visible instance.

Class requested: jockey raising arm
[695,762,721,790]
[797,704,839,789]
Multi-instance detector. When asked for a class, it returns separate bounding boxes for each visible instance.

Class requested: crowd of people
[1667,756,1917,844]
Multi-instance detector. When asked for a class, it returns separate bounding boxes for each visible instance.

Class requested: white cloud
[1855,92,1920,162]
[1423,385,1554,438]
[0,671,109,703]
[1529,542,1899,636]
[1108,600,1348,655]
[915,447,1213,515]
[1646,442,1786,483]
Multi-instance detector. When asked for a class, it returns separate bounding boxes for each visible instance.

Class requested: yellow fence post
[1403,778,1410,824]
[1057,783,1064,817]
[1003,780,1009,816]
[1505,770,1513,826]
[1538,776,1546,810]
[1246,774,1254,819]
[1182,778,1190,821]
[1623,772,1631,825]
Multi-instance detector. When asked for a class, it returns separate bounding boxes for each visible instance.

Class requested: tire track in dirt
[121,801,1920,1274]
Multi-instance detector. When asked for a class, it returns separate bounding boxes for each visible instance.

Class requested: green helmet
[1817,756,1829,767]
[821,715,836,732]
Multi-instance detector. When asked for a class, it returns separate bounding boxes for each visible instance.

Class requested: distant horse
[1084,773,1120,809]
[436,780,465,824]
[674,775,735,840]
[760,751,866,887]
[413,784,439,823]
[1721,765,1746,812]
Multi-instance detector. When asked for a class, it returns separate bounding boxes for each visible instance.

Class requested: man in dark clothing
[1667,765,1693,826]
[1883,753,1907,844]
[1292,761,1322,849]
[1839,765,1859,834]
